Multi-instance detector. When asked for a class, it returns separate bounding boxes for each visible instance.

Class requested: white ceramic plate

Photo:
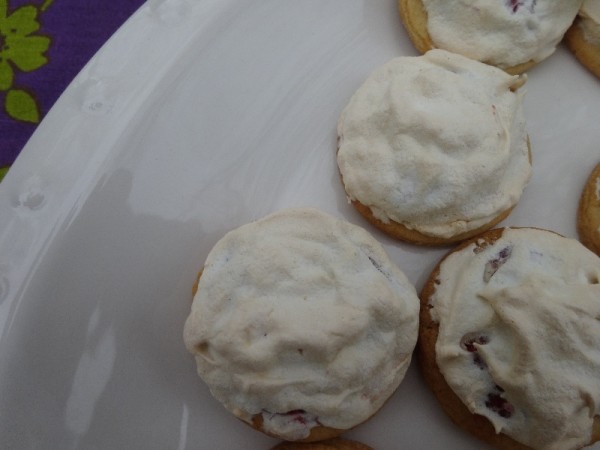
[1,0,599,448]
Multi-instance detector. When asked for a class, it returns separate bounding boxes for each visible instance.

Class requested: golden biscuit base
[565,17,600,80]
[191,269,203,297]
[397,0,537,75]
[418,227,600,449]
[251,413,344,443]
[577,163,600,255]
[270,437,373,450]
[341,141,530,246]
[350,200,515,246]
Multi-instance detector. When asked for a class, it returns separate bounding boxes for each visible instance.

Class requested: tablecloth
[0,0,146,182]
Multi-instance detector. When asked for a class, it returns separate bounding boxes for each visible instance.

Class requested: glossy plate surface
[0,0,599,448]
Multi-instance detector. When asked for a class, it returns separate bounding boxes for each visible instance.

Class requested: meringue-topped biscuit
[337,49,531,245]
[577,162,600,255]
[566,0,600,79]
[183,208,420,442]
[419,227,600,449]
[399,0,583,74]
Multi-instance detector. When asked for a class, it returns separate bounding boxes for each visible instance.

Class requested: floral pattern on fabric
[0,0,52,123]
[0,0,145,183]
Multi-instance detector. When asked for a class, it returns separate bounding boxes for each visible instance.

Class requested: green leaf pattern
[6,88,39,122]
[0,0,52,124]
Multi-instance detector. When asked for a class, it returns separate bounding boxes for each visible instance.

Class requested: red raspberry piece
[483,246,512,282]
[461,333,490,370]
[485,392,515,418]
[505,0,537,14]
[461,333,489,352]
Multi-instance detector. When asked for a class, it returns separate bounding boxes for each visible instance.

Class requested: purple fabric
[0,0,145,169]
